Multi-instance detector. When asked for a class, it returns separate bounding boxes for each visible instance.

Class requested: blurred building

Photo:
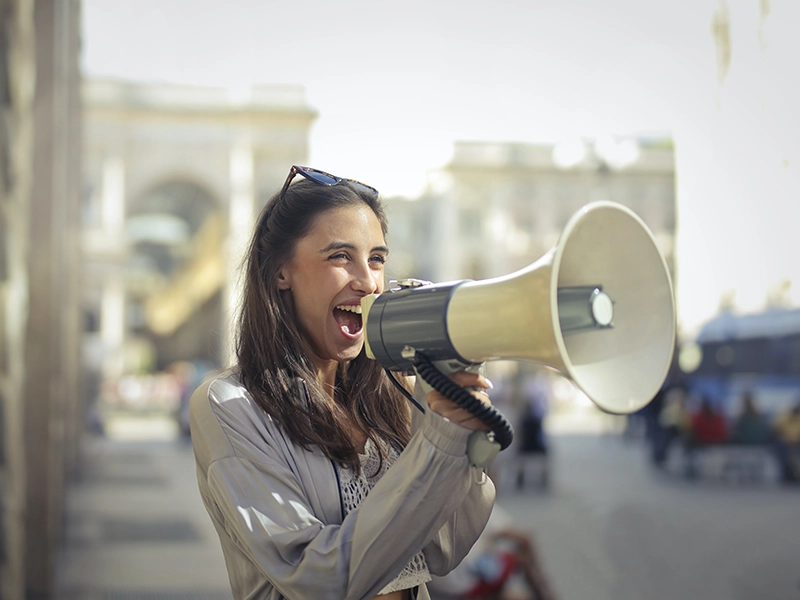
[388,138,676,285]
[3,29,319,596]
[81,78,317,404]
[0,1,82,598]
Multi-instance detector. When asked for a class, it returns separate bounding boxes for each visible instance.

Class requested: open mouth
[334,304,363,336]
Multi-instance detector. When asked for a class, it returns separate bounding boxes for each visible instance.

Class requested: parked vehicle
[682,307,800,418]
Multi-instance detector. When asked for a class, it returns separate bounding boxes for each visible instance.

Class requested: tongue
[334,308,361,335]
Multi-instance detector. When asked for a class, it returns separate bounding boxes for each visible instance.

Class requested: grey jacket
[190,370,495,600]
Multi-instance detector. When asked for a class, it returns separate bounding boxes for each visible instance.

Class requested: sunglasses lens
[303,169,338,186]
[350,182,379,196]
[291,166,378,196]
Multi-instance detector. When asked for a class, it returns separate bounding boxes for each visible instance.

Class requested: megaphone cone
[363,201,676,415]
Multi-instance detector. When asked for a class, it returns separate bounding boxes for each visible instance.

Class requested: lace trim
[336,438,431,595]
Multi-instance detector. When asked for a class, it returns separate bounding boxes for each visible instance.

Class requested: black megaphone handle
[412,353,514,451]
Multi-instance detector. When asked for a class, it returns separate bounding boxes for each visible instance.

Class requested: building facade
[388,138,676,286]
[81,78,317,405]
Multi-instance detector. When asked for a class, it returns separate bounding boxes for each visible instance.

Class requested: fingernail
[484,378,494,390]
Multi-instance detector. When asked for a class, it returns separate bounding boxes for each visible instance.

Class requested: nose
[350,260,380,294]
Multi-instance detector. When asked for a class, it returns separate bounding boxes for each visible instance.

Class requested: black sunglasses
[278,165,379,201]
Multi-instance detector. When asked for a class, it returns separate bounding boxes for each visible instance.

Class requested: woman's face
[278,203,387,367]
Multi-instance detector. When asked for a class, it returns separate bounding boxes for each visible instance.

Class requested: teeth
[336,304,363,314]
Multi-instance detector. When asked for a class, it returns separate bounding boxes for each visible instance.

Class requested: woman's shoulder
[199,368,246,400]
[191,368,266,423]
[190,368,295,467]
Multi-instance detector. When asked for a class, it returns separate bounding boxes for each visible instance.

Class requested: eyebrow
[319,241,389,254]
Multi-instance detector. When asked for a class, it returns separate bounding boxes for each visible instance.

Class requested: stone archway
[125,180,225,370]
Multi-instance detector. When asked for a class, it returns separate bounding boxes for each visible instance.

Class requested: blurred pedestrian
[515,374,550,489]
[685,397,728,478]
[429,506,559,600]
[689,397,728,445]
[651,385,690,468]
[773,399,800,483]
[730,392,771,445]
[169,360,197,439]
[726,392,772,480]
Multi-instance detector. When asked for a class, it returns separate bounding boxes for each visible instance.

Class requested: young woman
[190,166,496,600]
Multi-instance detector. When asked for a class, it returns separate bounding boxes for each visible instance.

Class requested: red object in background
[691,409,728,445]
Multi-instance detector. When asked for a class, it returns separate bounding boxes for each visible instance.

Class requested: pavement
[54,415,233,600]
[53,409,800,600]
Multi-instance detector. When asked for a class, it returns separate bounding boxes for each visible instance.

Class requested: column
[223,134,255,365]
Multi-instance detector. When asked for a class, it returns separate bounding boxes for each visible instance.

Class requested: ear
[277,269,291,291]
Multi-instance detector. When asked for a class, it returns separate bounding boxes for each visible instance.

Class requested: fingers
[426,371,494,431]
[427,396,491,430]
[447,370,493,392]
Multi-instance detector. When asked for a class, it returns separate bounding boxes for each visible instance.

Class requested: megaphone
[362,201,676,416]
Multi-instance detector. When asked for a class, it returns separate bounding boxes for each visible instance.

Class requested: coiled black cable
[412,352,514,451]
[384,368,426,414]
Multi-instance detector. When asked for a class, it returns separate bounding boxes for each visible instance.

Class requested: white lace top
[335,437,432,595]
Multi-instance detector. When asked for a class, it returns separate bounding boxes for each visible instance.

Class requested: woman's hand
[426,371,493,431]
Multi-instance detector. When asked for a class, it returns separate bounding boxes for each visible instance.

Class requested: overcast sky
[80,0,713,195]
[82,0,800,336]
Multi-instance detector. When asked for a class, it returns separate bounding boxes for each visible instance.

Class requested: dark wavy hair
[236,177,411,472]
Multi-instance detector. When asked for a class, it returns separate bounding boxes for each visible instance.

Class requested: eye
[328,252,349,262]
[370,254,387,265]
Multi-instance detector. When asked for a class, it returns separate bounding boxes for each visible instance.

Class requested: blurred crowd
[649,386,800,483]
[90,359,215,438]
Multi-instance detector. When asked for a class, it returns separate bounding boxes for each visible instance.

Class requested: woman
[190,165,496,600]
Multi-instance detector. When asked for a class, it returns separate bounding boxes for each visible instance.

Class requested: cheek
[299,272,341,314]
[292,279,326,321]
[372,270,385,293]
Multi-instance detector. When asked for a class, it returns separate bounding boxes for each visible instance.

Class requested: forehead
[303,204,386,246]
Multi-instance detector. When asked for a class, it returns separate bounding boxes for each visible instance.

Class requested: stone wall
[1,2,36,597]
[0,1,82,598]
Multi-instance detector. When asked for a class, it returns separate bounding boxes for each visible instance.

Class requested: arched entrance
[125,180,225,371]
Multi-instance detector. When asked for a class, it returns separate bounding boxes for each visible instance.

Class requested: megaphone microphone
[361,201,676,466]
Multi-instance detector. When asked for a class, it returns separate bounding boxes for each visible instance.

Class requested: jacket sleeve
[421,472,495,576]
[193,378,495,600]
[408,376,496,575]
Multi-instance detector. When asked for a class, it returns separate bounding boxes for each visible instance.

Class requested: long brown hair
[236,177,411,471]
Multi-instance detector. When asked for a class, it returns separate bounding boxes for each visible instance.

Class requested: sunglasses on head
[279,165,379,202]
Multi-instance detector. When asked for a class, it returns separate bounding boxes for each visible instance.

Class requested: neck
[313,359,339,399]
[312,356,367,450]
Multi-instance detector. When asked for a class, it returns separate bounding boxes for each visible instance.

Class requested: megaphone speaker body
[363,201,676,415]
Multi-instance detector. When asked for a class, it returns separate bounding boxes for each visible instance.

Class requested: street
[496,418,800,600]
[54,412,800,599]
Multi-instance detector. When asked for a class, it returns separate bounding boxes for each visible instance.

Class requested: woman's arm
[409,370,497,575]
[192,376,494,600]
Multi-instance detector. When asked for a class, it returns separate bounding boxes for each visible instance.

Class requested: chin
[336,341,365,363]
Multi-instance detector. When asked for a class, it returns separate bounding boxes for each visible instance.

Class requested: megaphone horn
[362,201,676,416]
